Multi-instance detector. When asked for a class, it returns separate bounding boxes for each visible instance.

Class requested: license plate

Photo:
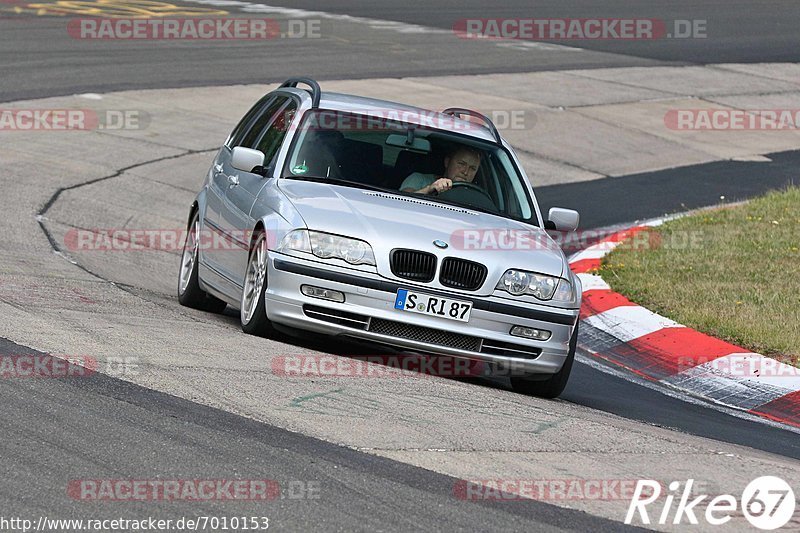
[394,289,472,322]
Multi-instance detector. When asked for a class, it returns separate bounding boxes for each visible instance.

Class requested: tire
[240,231,276,337]
[178,211,227,313]
[510,321,579,398]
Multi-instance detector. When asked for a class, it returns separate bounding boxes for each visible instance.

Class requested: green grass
[599,187,800,363]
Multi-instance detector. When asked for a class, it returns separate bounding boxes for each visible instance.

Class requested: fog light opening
[301,285,345,303]
[509,325,551,341]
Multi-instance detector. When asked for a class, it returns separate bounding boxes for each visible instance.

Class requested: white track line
[181,0,586,53]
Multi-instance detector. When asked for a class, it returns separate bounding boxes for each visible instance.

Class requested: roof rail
[442,107,502,144]
[279,77,321,108]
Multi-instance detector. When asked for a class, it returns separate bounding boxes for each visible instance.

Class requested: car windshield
[281,109,538,224]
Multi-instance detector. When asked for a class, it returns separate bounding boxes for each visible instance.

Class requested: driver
[400,146,481,194]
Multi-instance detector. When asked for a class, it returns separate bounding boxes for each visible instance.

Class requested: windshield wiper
[405,192,500,217]
[406,193,532,223]
[283,175,392,193]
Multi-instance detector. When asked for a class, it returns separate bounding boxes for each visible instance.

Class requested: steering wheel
[438,181,498,212]
[450,181,492,198]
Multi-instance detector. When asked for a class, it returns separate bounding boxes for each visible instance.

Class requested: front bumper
[264,253,579,375]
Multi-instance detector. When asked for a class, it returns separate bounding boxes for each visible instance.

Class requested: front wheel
[240,231,276,337]
[510,322,578,398]
[178,212,227,313]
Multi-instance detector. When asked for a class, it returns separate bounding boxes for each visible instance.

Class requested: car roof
[280,88,498,144]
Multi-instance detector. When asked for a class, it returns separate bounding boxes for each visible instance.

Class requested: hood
[278,180,566,287]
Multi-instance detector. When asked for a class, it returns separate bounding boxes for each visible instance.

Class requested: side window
[226,95,272,149]
[239,96,290,149]
[255,100,297,166]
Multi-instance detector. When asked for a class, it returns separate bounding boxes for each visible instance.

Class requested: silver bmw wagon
[178,78,581,397]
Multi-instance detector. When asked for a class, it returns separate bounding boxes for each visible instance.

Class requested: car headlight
[496,269,573,302]
[278,229,311,254]
[278,229,376,266]
[552,277,576,303]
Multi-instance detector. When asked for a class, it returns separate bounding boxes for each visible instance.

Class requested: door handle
[228,174,240,188]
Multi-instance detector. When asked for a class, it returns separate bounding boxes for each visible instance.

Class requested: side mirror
[546,207,579,232]
[231,146,266,175]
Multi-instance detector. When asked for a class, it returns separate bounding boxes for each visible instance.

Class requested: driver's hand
[428,177,452,194]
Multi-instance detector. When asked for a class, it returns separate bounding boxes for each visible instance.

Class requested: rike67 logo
[626,476,796,530]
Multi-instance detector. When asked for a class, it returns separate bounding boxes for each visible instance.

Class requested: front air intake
[390,249,437,282]
[439,257,487,291]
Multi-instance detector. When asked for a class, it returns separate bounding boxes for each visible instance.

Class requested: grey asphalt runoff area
[252,0,800,64]
[4,0,800,101]
[0,0,658,103]
[536,149,800,229]
[0,81,798,530]
[2,1,800,531]
[0,337,637,532]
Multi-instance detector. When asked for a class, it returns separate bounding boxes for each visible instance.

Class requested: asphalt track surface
[536,149,800,229]
[0,337,638,531]
[548,354,800,461]
[3,1,800,530]
[4,0,800,102]
[252,0,800,64]
[0,1,658,103]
